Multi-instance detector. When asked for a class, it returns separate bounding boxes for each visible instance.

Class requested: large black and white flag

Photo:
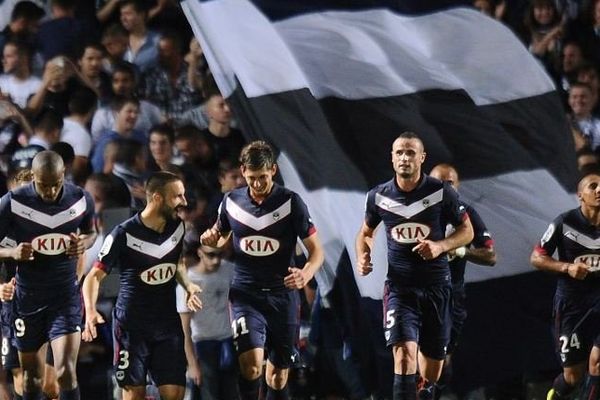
[182,0,578,300]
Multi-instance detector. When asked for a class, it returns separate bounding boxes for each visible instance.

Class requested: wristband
[455,246,466,258]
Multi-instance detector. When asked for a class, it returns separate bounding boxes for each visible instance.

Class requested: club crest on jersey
[273,212,280,221]
[422,199,430,207]
[240,235,280,256]
[69,209,76,217]
[31,233,70,255]
[140,263,176,285]
[391,222,430,244]
[574,254,600,268]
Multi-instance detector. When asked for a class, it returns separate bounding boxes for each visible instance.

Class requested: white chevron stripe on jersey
[563,224,600,249]
[375,189,443,219]
[126,222,184,258]
[11,196,87,228]
[225,197,291,231]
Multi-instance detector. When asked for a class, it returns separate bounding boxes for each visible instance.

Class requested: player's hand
[66,233,86,257]
[187,361,202,386]
[200,228,221,247]
[186,283,203,312]
[412,240,444,260]
[0,278,15,302]
[82,309,105,342]
[567,262,589,280]
[284,267,310,289]
[357,251,373,276]
[11,243,34,261]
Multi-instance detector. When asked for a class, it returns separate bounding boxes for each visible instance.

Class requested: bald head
[32,151,65,176]
[32,151,65,203]
[430,163,460,190]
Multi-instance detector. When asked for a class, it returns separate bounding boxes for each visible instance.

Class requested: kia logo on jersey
[31,233,70,255]
[140,263,176,285]
[574,254,600,268]
[391,223,431,244]
[240,236,280,256]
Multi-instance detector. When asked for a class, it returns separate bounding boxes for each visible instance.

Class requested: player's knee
[22,371,42,393]
[267,369,289,390]
[55,362,77,389]
[589,353,600,375]
[240,363,262,381]
[393,344,418,370]
[42,380,59,399]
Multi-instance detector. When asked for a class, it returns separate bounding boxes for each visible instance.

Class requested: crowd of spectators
[0,0,594,399]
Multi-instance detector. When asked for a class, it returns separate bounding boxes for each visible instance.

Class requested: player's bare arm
[448,245,497,266]
[530,249,589,280]
[413,217,474,260]
[81,266,107,341]
[284,233,324,290]
[355,222,375,276]
[175,257,202,312]
[179,312,202,386]
[9,242,34,261]
[199,225,231,249]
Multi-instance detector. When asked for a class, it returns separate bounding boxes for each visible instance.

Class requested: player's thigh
[230,288,268,356]
[49,331,81,372]
[265,290,300,370]
[447,284,467,354]
[554,296,594,368]
[122,385,147,400]
[157,384,185,400]
[112,320,149,388]
[420,284,452,361]
[149,331,186,388]
[383,281,421,347]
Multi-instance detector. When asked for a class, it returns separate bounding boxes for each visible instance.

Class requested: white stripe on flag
[182,0,555,105]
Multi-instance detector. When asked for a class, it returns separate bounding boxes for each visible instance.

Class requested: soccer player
[427,164,496,397]
[356,132,474,400]
[82,171,201,400]
[200,140,324,400]
[0,151,97,400]
[531,173,600,400]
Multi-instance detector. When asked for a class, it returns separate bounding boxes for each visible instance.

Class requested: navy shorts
[383,281,451,360]
[553,294,600,367]
[447,284,467,354]
[230,287,300,368]
[14,283,82,352]
[1,300,18,369]
[112,316,186,388]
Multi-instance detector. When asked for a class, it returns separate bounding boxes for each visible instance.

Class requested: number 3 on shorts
[117,350,129,370]
[14,318,25,338]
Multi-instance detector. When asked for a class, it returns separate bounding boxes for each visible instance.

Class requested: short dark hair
[119,0,147,14]
[4,40,32,63]
[86,173,132,208]
[218,158,240,177]
[159,30,184,54]
[175,124,202,142]
[398,131,421,141]
[114,139,144,166]
[239,140,275,170]
[145,171,182,196]
[51,142,75,165]
[112,61,136,80]
[34,109,63,133]
[570,81,593,92]
[51,0,76,11]
[76,42,105,61]
[11,1,44,22]
[68,87,97,115]
[110,95,139,112]
[150,123,175,144]
[102,23,128,40]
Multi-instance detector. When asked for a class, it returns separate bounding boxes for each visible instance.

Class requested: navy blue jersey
[448,203,494,286]
[95,214,184,332]
[536,208,600,298]
[217,184,316,291]
[364,175,466,286]
[0,182,94,290]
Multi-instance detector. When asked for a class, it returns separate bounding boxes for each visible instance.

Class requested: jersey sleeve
[92,226,124,274]
[0,192,12,242]
[364,190,381,229]
[466,205,494,249]
[216,193,231,233]
[291,193,316,240]
[534,215,562,256]
[442,182,467,227]
[79,191,96,234]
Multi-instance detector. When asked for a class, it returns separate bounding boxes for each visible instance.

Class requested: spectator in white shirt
[0,40,40,108]
[569,82,600,151]
[61,87,97,185]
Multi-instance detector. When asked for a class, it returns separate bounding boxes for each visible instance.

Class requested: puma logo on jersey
[140,263,176,285]
[31,233,70,255]
[240,236,280,256]
[391,223,430,244]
